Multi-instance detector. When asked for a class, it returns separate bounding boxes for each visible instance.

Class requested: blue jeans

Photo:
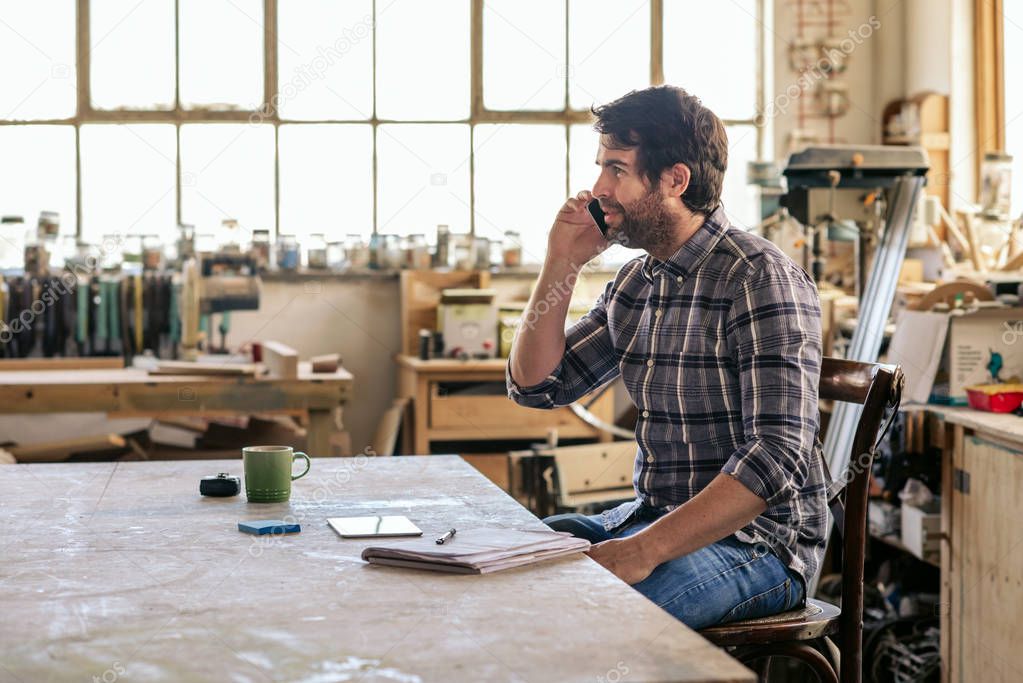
[545,510,805,629]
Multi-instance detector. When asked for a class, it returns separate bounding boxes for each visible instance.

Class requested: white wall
[769,0,975,206]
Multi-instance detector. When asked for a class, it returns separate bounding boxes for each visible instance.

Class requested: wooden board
[0,365,351,416]
[8,434,126,463]
[149,361,262,376]
[261,340,299,379]
[0,457,753,682]
[0,357,125,371]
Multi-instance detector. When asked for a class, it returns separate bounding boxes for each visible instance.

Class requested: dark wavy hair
[592,85,728,215]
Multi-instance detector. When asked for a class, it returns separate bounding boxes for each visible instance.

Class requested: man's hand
[586,536,656,585]
[548,190,609,266]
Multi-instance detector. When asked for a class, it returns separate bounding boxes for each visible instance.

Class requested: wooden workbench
[0,456,752,682]
[0,362,353,457]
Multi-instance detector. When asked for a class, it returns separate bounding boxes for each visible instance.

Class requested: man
[506,85,827,629]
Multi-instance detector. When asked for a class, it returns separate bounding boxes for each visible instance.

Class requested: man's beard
[603,189,676,253]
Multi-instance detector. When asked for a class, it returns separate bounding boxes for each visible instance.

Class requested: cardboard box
[439,288,498,358]
[943,308,1023,401]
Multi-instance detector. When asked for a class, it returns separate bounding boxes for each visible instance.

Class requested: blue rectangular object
[238,520,301,535]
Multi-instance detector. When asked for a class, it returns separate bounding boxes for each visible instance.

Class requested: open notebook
[361,528,591,574]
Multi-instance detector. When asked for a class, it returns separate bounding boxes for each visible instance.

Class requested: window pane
[179,0,264,109]
[279,124,373,241]
[377,124,470,237]
[91,0,175,110]
[664,1,758,120]
[0,126,76,245]
[483,0,565,111]
[80,125,177,244]
[0,1,76,119]
[1006,9,1023,217]
[568,0,648,109]
[474,124,565,263]
[376,0,469,120]
[180,124,275,239]
[721,125,758,230]
[277,0,373,120]
[568,124,598,195]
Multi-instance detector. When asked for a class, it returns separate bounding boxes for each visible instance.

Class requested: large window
[0,0,766,263]
[1005,2,1022,217]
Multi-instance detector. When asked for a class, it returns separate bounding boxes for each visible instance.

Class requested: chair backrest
[818,357,903,683]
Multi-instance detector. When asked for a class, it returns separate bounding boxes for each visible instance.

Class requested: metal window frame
[1,0,766,240]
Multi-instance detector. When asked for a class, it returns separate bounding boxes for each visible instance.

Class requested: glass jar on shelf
[37,211,60,240]
[100,233,125,271]
[980,152,1013,218]
[219,218,242,252]
[474,236,491,270]
[307,233,328,269]
[368,233,383,269]
[380,234,402,270]
[433,224,450,268]
[0,216,26,271]
[176,223,196,262]
[346,234,370,270]
[451,233,474,270]
[326,240,346,271]
[250,229,271,271]
[121,235,143,270]
[141,234,163,271]
[502,230,522,268]
[276,234,301,271]
[23,230,48,277]
[405,233,430,270]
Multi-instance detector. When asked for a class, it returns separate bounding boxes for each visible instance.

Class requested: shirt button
[646,359,654,367]
[642,410,650,418]
[654,309,663,317]
[676,276,684,283]
[646,455,655,463]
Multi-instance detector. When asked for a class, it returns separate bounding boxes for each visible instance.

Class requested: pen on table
[435,528,457,545]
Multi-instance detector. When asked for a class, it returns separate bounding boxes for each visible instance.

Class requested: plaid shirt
[508,206,827,587]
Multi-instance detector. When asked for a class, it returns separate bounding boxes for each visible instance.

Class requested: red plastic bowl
[966,387,1023,413]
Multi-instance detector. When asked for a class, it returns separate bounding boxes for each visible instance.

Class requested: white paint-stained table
[0,456,753,683]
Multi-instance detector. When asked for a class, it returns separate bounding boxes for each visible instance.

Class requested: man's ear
[668,163,691,199]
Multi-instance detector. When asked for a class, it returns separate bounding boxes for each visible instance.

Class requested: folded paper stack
[361,528,590,574]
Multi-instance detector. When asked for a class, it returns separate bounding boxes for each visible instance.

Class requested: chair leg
[815,636,841,677]
[732,642,839,683]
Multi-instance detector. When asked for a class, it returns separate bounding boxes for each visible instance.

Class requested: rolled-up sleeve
[507,282,621,409]
[720,260,822,508]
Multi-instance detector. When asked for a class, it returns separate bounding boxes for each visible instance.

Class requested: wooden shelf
[870,530,940,568]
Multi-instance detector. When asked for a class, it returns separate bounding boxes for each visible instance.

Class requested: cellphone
[587,199,609,238]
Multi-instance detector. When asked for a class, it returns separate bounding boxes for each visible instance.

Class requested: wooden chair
[700,358,904,683]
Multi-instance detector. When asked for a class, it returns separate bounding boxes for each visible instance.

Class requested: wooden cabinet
[942,425,1023,682]
[395,354,615,456]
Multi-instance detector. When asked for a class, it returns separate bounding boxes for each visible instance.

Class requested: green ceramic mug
[242,446,311,503]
